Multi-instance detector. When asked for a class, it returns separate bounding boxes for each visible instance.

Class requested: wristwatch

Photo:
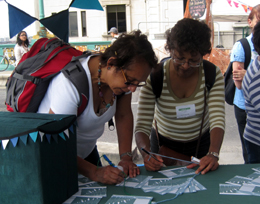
[207,152,219,160]
[120,152,133,159]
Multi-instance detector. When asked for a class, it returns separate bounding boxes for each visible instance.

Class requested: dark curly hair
[165,18,212,56]
[100,30,158,71]
[16,31,29,47]
[253,21,260,55]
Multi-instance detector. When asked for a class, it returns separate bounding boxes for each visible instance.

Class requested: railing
[0,40,111,71]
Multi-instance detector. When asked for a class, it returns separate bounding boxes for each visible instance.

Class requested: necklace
[98,63,116,109]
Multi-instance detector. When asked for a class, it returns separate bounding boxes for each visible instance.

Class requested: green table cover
[100,164,260,204]
[0,112,78,204]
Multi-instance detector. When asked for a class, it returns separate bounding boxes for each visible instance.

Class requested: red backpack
[5,38,91,115]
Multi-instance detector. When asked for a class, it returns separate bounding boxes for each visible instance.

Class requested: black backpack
[150,57,216,99]
[224,38,251,105]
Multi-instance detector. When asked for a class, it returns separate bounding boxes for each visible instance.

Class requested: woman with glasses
[14,31,30,66]
[135,18,225,175]
[37,30,158,184]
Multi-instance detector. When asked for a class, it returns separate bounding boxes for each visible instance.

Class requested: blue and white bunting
[52,134,58,143]
[64,129,69,138]
[2,139,9,150]
[69,125,74,134]
[29,131,38,142]
[59,132,66,141]
[20,135,28,145]
[10,137,18,147]
[39,132,45,142]
[45,134,51,143]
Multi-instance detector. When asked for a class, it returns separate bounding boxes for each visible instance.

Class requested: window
[81,11,87,36]
[69,12,78,37]
[107,5,126,33]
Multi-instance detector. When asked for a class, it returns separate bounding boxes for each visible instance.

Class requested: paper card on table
[225,176,253,186]
[74,187,107,197]
[105,195,153,204]
[158,167,196,178]
[250,177,260,185]
[246,172,260,180]
[238,184,258,195]
[252,167,260,172]
[219,184,249,195]
[116,175,152,188]
[63,195,102,204]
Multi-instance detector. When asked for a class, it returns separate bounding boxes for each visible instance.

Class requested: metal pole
[39,0,45,20]
[38,0,46,38]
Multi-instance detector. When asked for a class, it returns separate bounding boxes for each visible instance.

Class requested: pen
[141,148,166,167]
[191,156,200,164]
[103,154,124,172]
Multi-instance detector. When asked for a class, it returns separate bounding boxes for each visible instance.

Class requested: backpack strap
[150,57,170,99]
[203,60,216,92]
[61,52,94,116]
[239,38,251,70]
[150,58,216,99]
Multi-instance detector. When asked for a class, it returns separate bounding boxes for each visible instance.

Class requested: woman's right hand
[143,154,164,171]
[94,165,125,185]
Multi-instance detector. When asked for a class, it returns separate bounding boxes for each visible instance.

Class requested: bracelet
[120,152,132,159]
[207,152,219,160]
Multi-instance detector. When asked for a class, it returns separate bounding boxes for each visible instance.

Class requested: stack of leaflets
[116,168,206,195]
[219,166,260,196]
[63,175,105,204]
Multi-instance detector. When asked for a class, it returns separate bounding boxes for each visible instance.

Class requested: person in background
[38,30,158,185]
[231,4,260,164]
[108,27,119,44]
[242,21,260,163]
[14,31,30,66]
[135,18,225,175]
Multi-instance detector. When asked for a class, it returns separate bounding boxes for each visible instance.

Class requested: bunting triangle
[59,132,66,141]
[52,134,59,143]
[69,125,74,134]
[10,137,19,147]
[233,1,239,8]
[2,139,9,150]
[39,132,45,142]
[7,2,38,38]
[29,132,38,142]
[20,135,28,145]
[70,0,103,11]
[241,4,248,13]
[40,9,69,43]
[45,134,51,143]
[227,0,232,7]
[64,129,69,138]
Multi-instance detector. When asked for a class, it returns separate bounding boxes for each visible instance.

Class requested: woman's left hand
[186,154,219,175]
[118,157,140,178]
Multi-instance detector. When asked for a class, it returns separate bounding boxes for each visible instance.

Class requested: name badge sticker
[176,104,196,118]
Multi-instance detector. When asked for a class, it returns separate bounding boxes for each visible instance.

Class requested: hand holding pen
[141,148,166,171]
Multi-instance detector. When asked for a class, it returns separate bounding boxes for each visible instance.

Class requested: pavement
[0,70,245,167]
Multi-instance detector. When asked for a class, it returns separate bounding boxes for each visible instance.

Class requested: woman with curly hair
[38,30,158,184]
[14,31,30,66]
[135,18,225,174]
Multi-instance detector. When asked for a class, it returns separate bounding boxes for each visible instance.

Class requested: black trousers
[84,145,102,167]
[234,105,248,164]
[150,128,210,159]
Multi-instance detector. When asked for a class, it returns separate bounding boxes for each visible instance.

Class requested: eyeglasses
[20,34,27,37]
[172,56,202,68]
[120,68,147,87]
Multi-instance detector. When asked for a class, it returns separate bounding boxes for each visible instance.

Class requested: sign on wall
[189,0,206,19]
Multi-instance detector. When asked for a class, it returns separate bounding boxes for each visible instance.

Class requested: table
[100,164,260,204]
